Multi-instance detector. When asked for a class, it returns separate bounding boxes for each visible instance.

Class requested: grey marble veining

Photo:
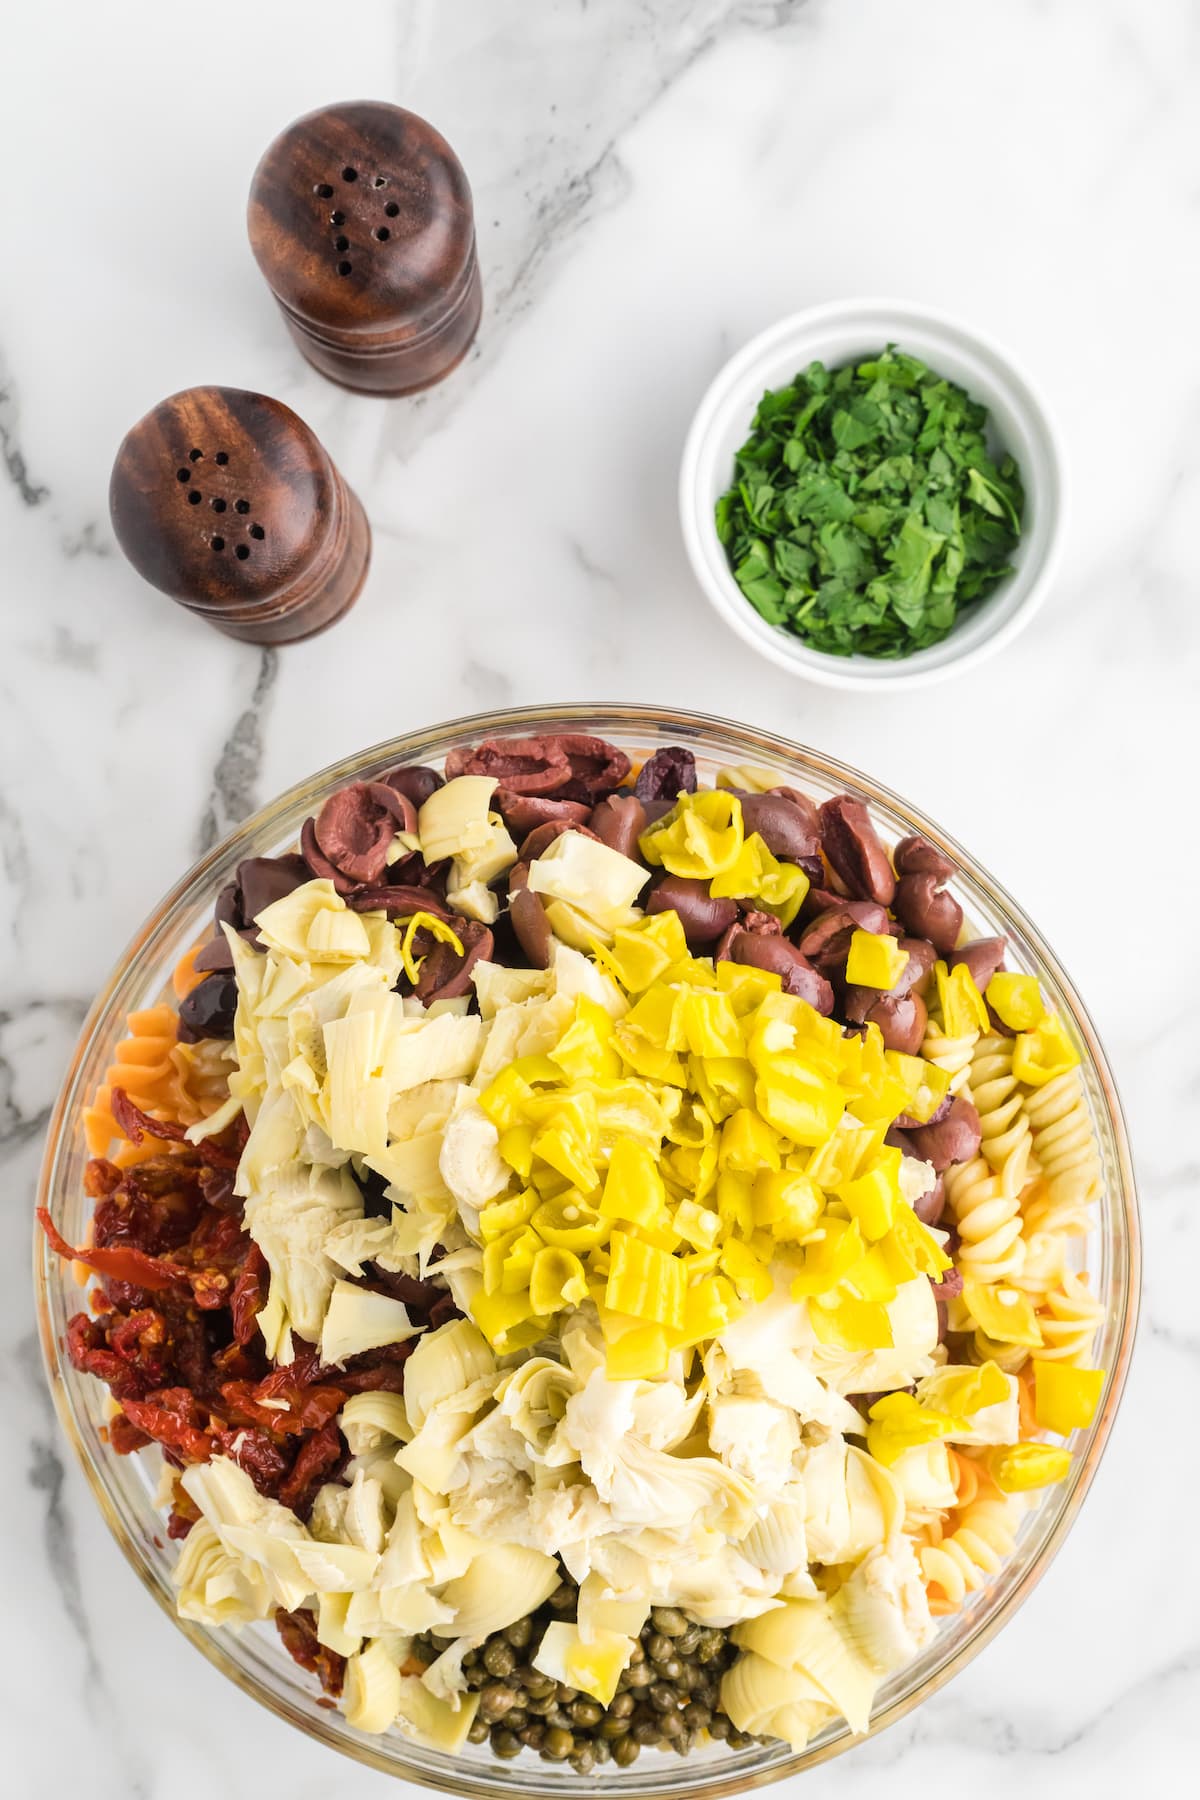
[2,0,1198,1793]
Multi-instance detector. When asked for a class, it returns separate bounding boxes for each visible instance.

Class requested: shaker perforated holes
[215,451,229,465]
[342,165,358,181]
[187,491,201,504]
[211,497,226,513]
[250,523,265,540]
[212,537,225,552]
[374,227,390,242]
[337,260,352,277]
[235,499,249,514]
[314,182,334,198]
[235,544,250,560]
[334,235,350,253]
[176,468,190,483]
[384,201,400,218]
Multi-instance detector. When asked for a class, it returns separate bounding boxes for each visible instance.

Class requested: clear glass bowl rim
[34,702,1141,1796]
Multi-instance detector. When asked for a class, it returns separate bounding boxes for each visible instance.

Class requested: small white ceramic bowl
[679,299,1066,691]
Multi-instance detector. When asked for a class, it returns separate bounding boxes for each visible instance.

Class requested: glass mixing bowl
[35,705,1139,1795]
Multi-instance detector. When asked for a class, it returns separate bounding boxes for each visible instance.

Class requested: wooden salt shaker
[109,386,371,644]
[247,101,482,396]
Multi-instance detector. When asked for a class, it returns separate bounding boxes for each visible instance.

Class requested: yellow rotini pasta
[970,1032,1036,1200]
[1010,1225,1068,1299]
[920,1496,1020,1614]
[944,1155,1026,1284]
[1020,1067,1101,1230]
[1033,1271,1104,1365]
[83,1003,191,1166]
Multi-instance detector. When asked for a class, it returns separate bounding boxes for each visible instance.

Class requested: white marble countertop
[2,0,1197,1792]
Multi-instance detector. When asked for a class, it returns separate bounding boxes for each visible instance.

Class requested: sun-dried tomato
[212,1426,291,1495]
[279,1421,345,1516]
[275,1607,346,1698]
[110,1088,239,1170]
[220,1373,346,1438]
[120,1388,214,1463]
[109,1411,153,1455]
[229,1241,268,1346]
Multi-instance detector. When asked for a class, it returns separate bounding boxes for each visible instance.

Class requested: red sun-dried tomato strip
[39,1207,189,1292]
[109,1088,240,1170]
[219,1374,347,1437]
[119,1387,214,1463]
[279,1419,345,1515]
[229,1241,268,1345]
[275,1607,347,1698]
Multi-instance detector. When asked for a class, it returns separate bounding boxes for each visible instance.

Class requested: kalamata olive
[932,1261,964,1341]
[949,936,1007,990]
[907,1096,983,1171]
[893,834,956,882]
[646,876,737,947]
[589,793,648,861]
[892,871,963,955]
[864,989,927,1053]
[738,794,823,865]
[818,795,896,905]
[192,933,237,974]
[215,853,310,935]
[178,971,237,1040]
[382,764,443,809]
[639,798,675,827]
[346,883,452,917]
[634,746,697,801]
[510,885,552,969]
[414,919,494,1004]
[719,915,834,1013]
[797,900,891,971]
[497,793,592,838]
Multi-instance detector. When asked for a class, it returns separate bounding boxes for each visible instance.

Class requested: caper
[627,1639,646,1664]
[650,1606,688,1637]
[676,1625,702,1656]
[504,1617,533,1649]
[600,1715,631,1739]
[491,1729,522,1759]
[555,1683,579,1704]
[505,1709,528,1732]
[571,1699,603,1727]
[592,1738,612,1765]
[709,1715,731,1739]
[659,1710,685,1740]
[656,1656,684,1682]
[633,1719,663,1745]
[684,1702,711,1729]
[522,1671,556,1698]
[467,1717,490,1744]
[570,1744,596,1775]
[670,1730,695,1756]
[519,1724,545,1750]
[609,1690,635,1719]
[548,1582,575,1612]
[478,1683,516,1722]
[646,1632,674,1663]
[650,1682,679,1713]
[525,1694,555,1716]
[625,1662,653,1688]
[483,1640,517,1678]
[612,1736,641,1766]
[543,1727,575,1760]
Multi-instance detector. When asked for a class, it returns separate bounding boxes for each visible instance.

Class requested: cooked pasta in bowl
[34,705,1138,1794]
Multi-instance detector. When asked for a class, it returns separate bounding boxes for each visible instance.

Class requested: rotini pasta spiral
[970,1032,1036,1200]
[1034,1271,1104,1365]
[921,1018,978,1096]
[83,1003,191,1166]
[971,1330,1029,1374]
[920,1497,1019,1613]
[944,1155,1026,1284]
[1021,1067,1101,1229]
[1010,1226,1067,1299]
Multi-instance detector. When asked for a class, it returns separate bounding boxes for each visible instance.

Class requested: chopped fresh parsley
[714,347,1024,658]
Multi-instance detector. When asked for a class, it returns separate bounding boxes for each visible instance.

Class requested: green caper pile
[414,1577,760,1771]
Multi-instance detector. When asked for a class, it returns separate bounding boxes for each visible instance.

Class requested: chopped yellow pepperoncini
[719,1107,782,1173]
[752,1169,823,1241]
[837,1148,903,1241]
[986,972,1048,1032]
[987,1443,1073,1492]
[532,1191,610,1252]
[866,1391,959,1465]
[530,1246,589,1315]
[605,1230,686,1330]
[600,1138,669,1229]
[479,1188,539,1241]
[1032,1361,1105,1435]
[719,1237,774,1303]
[710,833,810,930]
[400,910,464,986]
[790,1216,865,1297]
[884,1051,951,1125]
[639,791,745,879]
[933,961,990,1037]
[548,997,622,1082]
[1012,1014,1080,1086]
[810,1293,893,1353]
[845,929,911,991]
[929,1361,1010,1415]
[960,1279,1043,1347]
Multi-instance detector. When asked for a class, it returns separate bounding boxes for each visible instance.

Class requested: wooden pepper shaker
[247,100,482,396]
[109,386,371,644]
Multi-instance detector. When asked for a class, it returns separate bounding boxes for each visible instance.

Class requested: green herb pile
[714,347,1024,658]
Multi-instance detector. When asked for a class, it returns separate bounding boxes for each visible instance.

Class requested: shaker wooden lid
[247,101,476,337]
[109,387,332,602]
